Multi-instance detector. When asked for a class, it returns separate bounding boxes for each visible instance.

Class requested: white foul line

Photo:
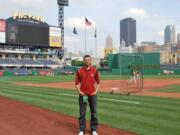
[99,97,140,104]
[58,93,140,105]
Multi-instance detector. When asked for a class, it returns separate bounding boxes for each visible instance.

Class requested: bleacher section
[0,59,60,67]
[38,60,59,65]
[0,59,21,66]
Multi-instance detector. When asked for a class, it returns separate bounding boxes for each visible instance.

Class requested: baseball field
[0,75,180,135]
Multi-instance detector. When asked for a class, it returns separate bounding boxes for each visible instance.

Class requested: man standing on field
[75,55,100,135]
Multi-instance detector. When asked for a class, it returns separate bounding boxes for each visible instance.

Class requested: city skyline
[1,0,180,56]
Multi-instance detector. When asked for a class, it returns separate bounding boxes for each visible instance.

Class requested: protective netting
[111,54,143,95]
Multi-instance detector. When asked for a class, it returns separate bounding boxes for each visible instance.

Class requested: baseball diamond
[0,0,180,135]
[0,75,180,135]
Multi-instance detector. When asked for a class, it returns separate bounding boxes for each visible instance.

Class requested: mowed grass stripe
[1,84,180,116]
[1,84,180,112]
[2,83,180,105]
[100,92,180,104]
[1,86,140,104]
[4,75,75,83]
[1,84,179,112]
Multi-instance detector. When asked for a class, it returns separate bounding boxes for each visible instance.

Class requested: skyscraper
[120,18,136,47]
[105,34,113,48]
[164,25,176,44]
[104,34,113,57]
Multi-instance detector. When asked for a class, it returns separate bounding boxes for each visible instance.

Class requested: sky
[0,0,180,57]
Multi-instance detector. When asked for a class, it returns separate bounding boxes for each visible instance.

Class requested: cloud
[0,0,53,15]
[11,0,43,6]
[122,8,149,20]
[0,0,58,25]
[69,0,114,11]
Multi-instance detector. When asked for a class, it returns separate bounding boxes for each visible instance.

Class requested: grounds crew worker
[75,55,100,135]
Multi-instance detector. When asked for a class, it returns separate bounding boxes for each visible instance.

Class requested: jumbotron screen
[7,23,49,47]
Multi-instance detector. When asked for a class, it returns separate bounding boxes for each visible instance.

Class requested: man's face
[84,57,91,66]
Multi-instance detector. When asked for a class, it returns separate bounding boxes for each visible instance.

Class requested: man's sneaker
[92,131,98,135]
[78,131,84,135]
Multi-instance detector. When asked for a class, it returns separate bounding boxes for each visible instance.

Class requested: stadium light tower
[57,0,68,59]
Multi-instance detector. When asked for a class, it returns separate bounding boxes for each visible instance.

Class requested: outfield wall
[107,52,163,75]
[0,66,79,76]
[108,52,160,69]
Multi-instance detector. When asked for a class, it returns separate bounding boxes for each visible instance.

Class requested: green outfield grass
[153,85,180,93]
[0,80,180,135]
[143,75,180,79]
[0,75,75,83]
[0,74,180,83]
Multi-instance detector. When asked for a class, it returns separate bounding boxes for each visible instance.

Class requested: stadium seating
[18,59,40,65]
[38,60,59,65]
[0,59,59,66]
[0,59,21,65]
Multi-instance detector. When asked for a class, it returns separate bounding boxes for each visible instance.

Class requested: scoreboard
[6,20,49,47]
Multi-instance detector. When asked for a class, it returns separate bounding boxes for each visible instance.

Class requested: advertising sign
[49,27,61,47]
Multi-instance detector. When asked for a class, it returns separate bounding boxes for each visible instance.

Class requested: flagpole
[84,23,87,54]
[73,36,76,55]
[73,27,78,55]
[84,17,92,55]
[95,35,97,58]
[75,36,77,55]
[94,28,97,58]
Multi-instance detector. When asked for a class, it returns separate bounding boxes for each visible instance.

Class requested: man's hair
[83,55,91,60]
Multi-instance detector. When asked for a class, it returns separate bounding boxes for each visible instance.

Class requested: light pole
[57,0,68,59]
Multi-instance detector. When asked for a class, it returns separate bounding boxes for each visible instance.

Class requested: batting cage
[110,54,144,95]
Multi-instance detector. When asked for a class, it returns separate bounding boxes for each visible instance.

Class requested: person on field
[75,55,100,135]
[135,71,141,80]
[129,70,137,84]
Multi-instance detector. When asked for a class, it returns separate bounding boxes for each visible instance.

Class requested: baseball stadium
[0,1,180,135]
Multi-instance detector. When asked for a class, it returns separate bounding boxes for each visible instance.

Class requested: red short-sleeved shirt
[75,66,100,95]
